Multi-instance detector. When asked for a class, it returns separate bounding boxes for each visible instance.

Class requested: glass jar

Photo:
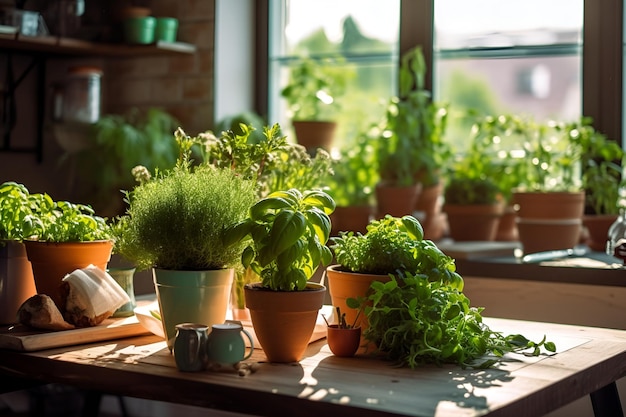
[62,66,102,124]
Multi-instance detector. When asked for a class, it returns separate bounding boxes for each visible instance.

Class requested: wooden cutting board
[0,315,150,352]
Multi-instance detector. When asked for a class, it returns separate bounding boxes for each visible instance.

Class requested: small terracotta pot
[327,325,361,357]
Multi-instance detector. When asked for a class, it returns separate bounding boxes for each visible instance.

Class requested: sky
[284,0,583,45]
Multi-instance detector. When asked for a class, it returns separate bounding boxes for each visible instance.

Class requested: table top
[1,317,625,417]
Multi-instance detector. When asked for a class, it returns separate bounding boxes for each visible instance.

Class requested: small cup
[174,323,209,372]
[124,16,156,44]
[107,267,136,318]
[327,325,361,357]
[155,17,178,42]
[206,321,254,366]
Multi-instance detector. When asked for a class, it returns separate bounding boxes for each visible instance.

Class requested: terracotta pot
[513,191,585,254]
[516,218,582,254]
[244,282,326,363]
[443,203,504,242]
[327,325,361,357]
[292,120,336,153]
[325,265,391,332]
[513,191,585,219]
[153,268,234,351]
[0,241,36,325]
[582,214,618,252]
[330,205,373,236]
[375,182,422,218]
[24,240,113,309]
[414,182,445,240]
[495,204,519,242]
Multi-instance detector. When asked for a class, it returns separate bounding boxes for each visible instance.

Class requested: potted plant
[327,129,378,236]
[325,306,361,357]
[62,107,180,217]
[375,46,450,218]
[327,215,463,333]
[574,125,625,251]
[23,193,114,311]
[442,143,505,242]
[113,128,257,351]
[509,117,616,254]
[348,272,555,368]
[281,56,353,152]
[224,188,335,363]
[201,123,333,318]
[0,181,39,324]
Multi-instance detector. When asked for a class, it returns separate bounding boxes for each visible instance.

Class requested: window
[433,0,584,151]
[267,0,400,149]
[265,1,622,150]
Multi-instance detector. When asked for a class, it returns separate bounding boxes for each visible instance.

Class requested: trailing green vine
[348,273,556,369]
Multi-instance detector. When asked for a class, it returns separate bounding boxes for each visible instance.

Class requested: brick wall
[104,0,216,134]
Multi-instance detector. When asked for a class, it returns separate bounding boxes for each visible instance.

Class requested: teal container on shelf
[124,16,156,44]
[155,17,178,42]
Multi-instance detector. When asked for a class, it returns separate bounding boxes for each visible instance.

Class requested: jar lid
[68,66,103,77]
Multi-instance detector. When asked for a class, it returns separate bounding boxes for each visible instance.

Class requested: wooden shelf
[0,34,196,57]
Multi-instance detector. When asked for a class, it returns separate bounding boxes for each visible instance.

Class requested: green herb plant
[348,274,556,369]
[327,129,379,207]
[67,107,180,216]
[281,56,352,121]
[224,188,335,291]
[0,182,45,241]
[376,46,451,187]
[201,123,333,198]
[444,177,502,205]
[330,215,463,290]
[114,128,257,271]
[0,181,111,243]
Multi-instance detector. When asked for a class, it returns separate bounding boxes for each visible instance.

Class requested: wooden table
[0,317,625,417]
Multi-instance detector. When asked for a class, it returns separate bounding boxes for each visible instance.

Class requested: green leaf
[249,197,292,220]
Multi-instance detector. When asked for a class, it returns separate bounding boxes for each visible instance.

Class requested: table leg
[590,382,624,417]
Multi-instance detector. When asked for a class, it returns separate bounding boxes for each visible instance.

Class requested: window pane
[434,0,584,151]
[268,0,400,149]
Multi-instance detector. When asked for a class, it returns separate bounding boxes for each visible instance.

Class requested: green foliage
[224,188,335,291]
[468,114,624,211]
[281,56,353,121]
[114,129,257,271]
[0,182,44,241]
[329,215,462,289]
[444,177,501,205]
[199,123,333,198]
[33,200,112,243]
[326,129,378,207]
[350,274,556,369]
[0,181,111,243]
[376,46,451,187]
[70,107,180,214]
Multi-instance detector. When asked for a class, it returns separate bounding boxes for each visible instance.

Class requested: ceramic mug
[173,323,209,372]
[206,321,254,366]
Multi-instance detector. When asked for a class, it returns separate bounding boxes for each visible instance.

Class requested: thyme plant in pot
[114,128,257,350]
[375,46,450,218]
[281,56,353,153]
[224,188,335,363]
[327,215,463,335]
[0,182,39,324]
